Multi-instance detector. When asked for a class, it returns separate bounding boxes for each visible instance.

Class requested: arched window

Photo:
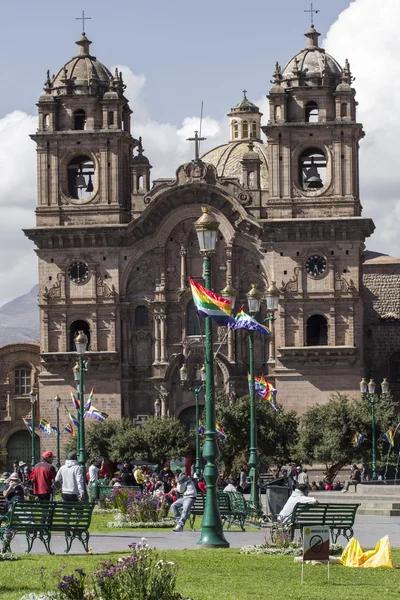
[137,175,143,190]
[108,111,114,126]
[341,103,348,118]
[44,114,50,130]
[135,306,149,327]
[252,121,257,138]
[275,105,282,121]
[299,147,327,190]
[68,155,95,199]
[242,121,249,138]
[187,300,200,336]
[232,120,238,139]
[389,352,400,384]
[14,365,31,395]
[306,315,328,346]
[305,102,319,123]
[74,109,86,130]
[247,171,255,187]
[69,320,91,352]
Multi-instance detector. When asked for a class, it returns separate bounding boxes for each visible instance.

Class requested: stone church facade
[21,23,400,455]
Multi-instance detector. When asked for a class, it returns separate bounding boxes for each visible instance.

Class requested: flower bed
[98,489,168,522]
[107,513,175,529]
[240,542,343,556]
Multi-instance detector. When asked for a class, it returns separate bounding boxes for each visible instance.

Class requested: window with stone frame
[187,300,201,336]
[242,121,249,138]
[252,121,257,138]
[305,101,319,123]
[232,120,238,139]
[14,366,31,395]
[135,305,149,328]
[306,315,328,346]
[389,352,400,384]
[74,109,87,130]
[67,155,95,200]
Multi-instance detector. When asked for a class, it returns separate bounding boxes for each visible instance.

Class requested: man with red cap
[30,451,56,500]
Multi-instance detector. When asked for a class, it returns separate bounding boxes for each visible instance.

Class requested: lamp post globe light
[29,389,37,470]
[180,363,206,480]
[360,377,390,480]
[220,284,237,310]
[74,330,88,499]
[54,394,61,471]
[194,206,229,548]
[246,283,263,512]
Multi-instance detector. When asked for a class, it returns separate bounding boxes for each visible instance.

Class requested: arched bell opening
[299,147,326,190]
[306,315,328,346]
[69,320,91,352]
[68,155,95,199]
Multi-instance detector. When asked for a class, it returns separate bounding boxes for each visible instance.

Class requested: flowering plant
[100,489,168,522]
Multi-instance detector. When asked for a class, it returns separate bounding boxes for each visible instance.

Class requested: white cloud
[324,0,400,256]
[1,3,399,308]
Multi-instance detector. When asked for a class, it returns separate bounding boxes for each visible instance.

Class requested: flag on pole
[383,428,395,447]
[230,307,270,336]
[68,412,80,428]
[85,388,95,412]
[249,373,278,411]
[352,431,364,448]
[189,278,235,327]
[216,422,227,440]
[84,406,108,422]
[50,424,58,435]
[22,418,33,435]
[38,419,51,436]
[71,392,80,410]
[64,423,75,436]
[198,423,205,435]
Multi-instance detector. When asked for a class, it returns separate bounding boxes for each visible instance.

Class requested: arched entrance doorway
[6,430,40,470]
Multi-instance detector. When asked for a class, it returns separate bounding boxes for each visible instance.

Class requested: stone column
[161,392,168,417]
[329,306,336,346]
[42,310,49,353]
[153,316,160,363]
[180,247,187,290]
[160,315,167,363]
[5,388,11,421]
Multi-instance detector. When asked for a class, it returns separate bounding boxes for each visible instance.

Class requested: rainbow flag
[85,388,95,412]
[249,373,278,411]
[198,423,205,435]
[85,406,108,422]
[50,424,58,435]
[216,422,227,440]
[38,418,51,436]
[230,307,270,337]
[383,428,395,447]
[68,412,80,428]
[22,418,33,435]
[64,423,75,436]
[189,278,235,327]
[352,431,364,448]
[71,392,80,410]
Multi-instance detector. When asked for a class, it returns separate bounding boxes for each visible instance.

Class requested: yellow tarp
[340,535,393,568]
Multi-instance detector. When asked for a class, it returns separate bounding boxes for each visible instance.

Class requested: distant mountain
[0,285,40,346]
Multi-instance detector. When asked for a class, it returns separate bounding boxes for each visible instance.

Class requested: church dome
[281,25,342,88]
[201,140,268,189]
[51,34,113,95]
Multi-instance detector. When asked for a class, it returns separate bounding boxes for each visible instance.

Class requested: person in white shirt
[88,459,100,482]
[278,484,317,523]
[297,467,309,488]
[55,452,84,502]
[223,479,237,493]
[171,472,197,532]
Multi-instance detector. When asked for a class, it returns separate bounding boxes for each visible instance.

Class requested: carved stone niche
[176,160,217,186]
[133,331,152,367]
[43,273,63,302]
[334,272,355,293]
[96,277,116,299]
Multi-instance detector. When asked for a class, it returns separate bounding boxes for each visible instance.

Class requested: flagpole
[74,331,88,501]
[54,395,61,471]
[29,389,37,470]
[195,206,229,548]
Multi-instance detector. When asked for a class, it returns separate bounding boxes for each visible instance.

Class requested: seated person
[310,481,318,492]
[278,484,317,523]
[197,476,207,494]
[341,465,361,493]
[3,474,25,510]
[223,478,237,493]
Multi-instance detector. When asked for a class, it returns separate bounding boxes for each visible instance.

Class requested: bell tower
[263,25,362,219]
[32,33,135,227]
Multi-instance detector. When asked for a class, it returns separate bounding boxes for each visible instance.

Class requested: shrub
[101,489,168,522]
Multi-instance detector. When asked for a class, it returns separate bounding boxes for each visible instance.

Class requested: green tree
[135,416,188,466]
[297,393,398,481]
[214,393,299,476]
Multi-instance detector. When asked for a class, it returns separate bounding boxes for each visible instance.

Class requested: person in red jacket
[30,451,56,500]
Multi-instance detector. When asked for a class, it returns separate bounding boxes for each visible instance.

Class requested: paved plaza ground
[8,514,400,554]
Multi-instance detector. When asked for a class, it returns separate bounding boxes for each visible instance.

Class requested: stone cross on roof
[187,131,207,161]
[76,10,91,34]
[304,2,320,25]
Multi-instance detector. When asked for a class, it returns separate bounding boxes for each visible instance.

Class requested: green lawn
[0,549,399,600]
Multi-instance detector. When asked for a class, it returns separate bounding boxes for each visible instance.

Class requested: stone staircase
[312,483,400,516]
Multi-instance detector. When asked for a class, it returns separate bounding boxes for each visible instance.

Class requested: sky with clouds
[0,0,398,306]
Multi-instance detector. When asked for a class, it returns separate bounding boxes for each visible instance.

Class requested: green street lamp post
[30,389,37,470]
[246,283,263,512]
[73,331,88,500]
[360,377,390,480]
[180,363,206,479]
[54,394,61,471]
[194,206,229,548]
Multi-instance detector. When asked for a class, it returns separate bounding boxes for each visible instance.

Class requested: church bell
[75,167,86,189]
[306,174,323,189]
[86,173,94,193]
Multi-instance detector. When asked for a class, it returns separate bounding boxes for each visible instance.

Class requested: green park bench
[285,502,361,543]
[0,500,94,554]
[188,492,248,531]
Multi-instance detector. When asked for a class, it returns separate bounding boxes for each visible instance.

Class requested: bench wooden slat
[288,502,360,544]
